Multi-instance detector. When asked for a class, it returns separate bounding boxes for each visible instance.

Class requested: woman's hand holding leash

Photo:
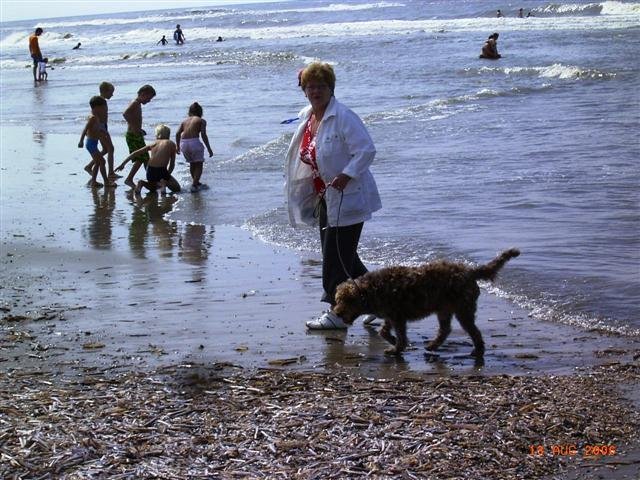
[330,173,351,191]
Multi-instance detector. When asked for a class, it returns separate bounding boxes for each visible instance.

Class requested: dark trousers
[318,199,368,305]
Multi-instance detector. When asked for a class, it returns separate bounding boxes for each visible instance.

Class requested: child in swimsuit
[175,101,214,192]
[79,82,117,179]
[37,58,48,81]
[81,96,117,188]
[122,84,156,188]
[116,124,180,194]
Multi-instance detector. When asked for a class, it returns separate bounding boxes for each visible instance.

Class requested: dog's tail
[472,248,520,281]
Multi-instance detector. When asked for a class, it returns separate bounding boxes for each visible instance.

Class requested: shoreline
[1,126,639,478]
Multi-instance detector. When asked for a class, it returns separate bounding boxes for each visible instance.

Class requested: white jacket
[285,97,382,228]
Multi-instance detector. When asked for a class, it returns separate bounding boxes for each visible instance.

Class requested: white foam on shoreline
[2,12,638,53]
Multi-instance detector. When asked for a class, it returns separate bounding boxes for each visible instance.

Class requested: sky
[0,0,278,22]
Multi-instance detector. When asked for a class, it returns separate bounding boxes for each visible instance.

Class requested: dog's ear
[335,281,357,305]
[334,282,362,325]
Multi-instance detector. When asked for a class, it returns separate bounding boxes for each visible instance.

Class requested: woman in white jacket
[285,62,381,329]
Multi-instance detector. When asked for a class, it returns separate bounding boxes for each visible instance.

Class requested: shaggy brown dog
[333,249,520,357]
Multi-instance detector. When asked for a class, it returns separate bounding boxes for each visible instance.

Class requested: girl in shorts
[176,102,214,192]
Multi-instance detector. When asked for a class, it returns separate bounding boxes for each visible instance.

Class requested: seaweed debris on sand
[1,363,638,479]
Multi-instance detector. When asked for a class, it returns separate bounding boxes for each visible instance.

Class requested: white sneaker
[362,314,377,325]
[306,311,348,330]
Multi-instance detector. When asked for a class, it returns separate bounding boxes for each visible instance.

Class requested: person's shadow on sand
[127,191,177,258]
[85,188,115,249]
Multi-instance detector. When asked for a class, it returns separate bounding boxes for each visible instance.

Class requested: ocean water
[1,0,639,336]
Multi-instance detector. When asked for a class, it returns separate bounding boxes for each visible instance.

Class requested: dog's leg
[383,319,408,356]
[456,309,485,358]
[393,320,409,355]
[379,319,397,351]
[426,311,452,352]
[380,319,396,344]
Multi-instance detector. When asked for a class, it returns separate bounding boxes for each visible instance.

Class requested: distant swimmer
[479,33,501,59]
[527,11,535,17]
[72,42,81,50]
[157,35,168,45]
[518,8,524,18]
[496,9,504,17]
[173,24,185,45]
[216,36,224,42]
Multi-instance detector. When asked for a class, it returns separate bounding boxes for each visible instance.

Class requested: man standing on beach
[29,27,44,82]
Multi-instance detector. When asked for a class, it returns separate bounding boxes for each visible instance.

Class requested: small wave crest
[364,85,551,124]
[31,2,402,30]
[485,283,640,337]
[532,2,605,16]
[470,63,616,80]
[532,1,640,17]
[218,133,291,170]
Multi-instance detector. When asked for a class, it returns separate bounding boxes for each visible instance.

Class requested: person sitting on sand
[121,84,156,188]
[479,33,501,59]
[81,96,117,188]
[80,82,117,179]
[176,102,214,192]
[116,124,180,194]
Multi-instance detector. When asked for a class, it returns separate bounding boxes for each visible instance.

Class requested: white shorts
[180,138,205,163]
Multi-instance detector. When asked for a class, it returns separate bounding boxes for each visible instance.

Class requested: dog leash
[334,190,352,281]
[334,190,369,307]
[314,188,368,304]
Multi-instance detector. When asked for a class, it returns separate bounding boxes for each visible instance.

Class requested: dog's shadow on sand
[422,338,485,368]
[308,326,485,373]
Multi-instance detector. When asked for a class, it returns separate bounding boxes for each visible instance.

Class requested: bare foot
[84,165,93,176]
[425,340,441,351]
[104,182,117,188]
[124,178,136,188]
[108,172,123,179]
[134,180,143,194]
[89,181,104,188]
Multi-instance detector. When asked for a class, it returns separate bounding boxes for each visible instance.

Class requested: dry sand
[1,126,639,478]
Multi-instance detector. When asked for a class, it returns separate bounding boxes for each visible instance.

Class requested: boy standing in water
[79,82,117,179]
[122,84,156,188]
[176,102,213,192]
[37,57,48,81]
[116,124,180,194]
[81,96,117,188]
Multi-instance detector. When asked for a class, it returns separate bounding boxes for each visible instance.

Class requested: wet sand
[1,126,639,478]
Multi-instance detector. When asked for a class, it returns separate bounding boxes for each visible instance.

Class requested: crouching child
[116,124,180,194]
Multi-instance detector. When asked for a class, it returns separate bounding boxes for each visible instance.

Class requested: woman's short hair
[300,62,336,93]
[188,102,203,117]
[155,124,170,139]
